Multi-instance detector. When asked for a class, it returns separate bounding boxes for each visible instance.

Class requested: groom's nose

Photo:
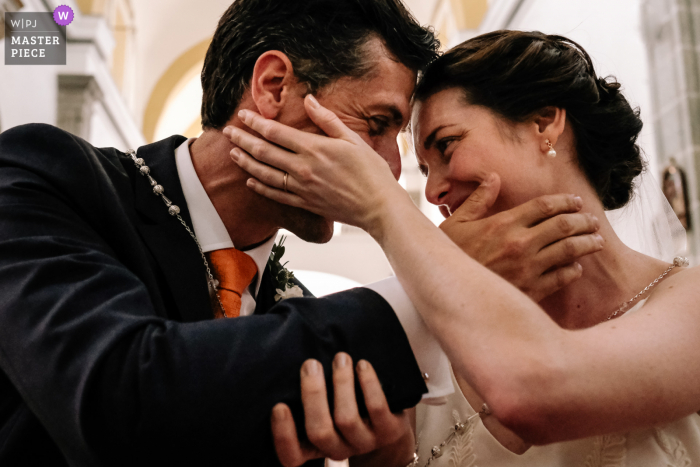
[375,140,402,180]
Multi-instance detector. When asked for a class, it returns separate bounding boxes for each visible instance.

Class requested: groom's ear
[250,51,300,120]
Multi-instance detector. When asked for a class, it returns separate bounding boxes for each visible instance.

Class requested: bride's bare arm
[226,96,700,444]
[455,375,531,454]
[350,189,700,444]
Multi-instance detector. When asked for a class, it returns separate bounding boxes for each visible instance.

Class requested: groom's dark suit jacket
[0,124,427,466]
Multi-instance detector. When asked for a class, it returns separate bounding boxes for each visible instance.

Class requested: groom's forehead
[319,53,416,127]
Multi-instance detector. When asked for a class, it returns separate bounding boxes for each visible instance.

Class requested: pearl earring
[545,139,557,158]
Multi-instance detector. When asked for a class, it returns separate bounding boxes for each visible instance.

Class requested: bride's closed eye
[435,137,457,160]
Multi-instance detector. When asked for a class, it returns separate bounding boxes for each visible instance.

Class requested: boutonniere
[269,236,304,302]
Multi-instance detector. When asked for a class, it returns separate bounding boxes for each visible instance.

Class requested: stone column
[642,0,700,261]
[57,75,103,140]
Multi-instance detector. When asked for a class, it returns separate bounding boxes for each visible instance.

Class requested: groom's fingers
[439,205,451,219]
[537,233,604,269]
[331,353,375,452]
[532,263,584,302]
[301,359,351,459]
[448,173,501,222]
[356,360,404,444]
[515,194,584,227]
[271,403,319,467]
[530,212,601,249]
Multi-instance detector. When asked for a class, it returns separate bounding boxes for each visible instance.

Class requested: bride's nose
[425,170,450,206]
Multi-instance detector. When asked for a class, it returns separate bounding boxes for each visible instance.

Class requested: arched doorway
[142,38,210,142]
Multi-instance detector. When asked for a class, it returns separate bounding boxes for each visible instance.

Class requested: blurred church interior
[1,0,698,294]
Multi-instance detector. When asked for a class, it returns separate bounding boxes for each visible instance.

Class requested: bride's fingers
[246,178,307,209]
[304,95,359,141]
[236,109,311,155]
[224,125,296,173]
[233,148,301,193]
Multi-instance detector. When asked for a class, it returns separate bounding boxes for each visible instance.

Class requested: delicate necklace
[603,256,689,322]
[126,150,229,317]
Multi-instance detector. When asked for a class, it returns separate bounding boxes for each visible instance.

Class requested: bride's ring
[283,172,289,193]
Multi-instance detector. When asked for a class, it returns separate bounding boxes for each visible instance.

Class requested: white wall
[281,232,395,287]
[130,0,233,128]
[0,46,59,130]
[0,1,144,148]
[89,100,127,149]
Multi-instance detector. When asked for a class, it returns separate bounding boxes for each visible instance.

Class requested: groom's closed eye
[368,116,390,136]
[365,104,407,134]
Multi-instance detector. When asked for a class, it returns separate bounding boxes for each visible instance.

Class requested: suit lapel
[129,139,316,321]
[131,136,213,322]
[254,264,316,316]
[254,266,277,315]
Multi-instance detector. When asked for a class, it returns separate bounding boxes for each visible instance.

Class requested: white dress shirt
[174,139,452,402]
[175,138,274,317]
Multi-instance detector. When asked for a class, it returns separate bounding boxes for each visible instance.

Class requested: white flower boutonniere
[274,285,304,302]
[269,236,303,302]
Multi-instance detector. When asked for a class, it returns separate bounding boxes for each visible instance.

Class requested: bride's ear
[534,107,566,151]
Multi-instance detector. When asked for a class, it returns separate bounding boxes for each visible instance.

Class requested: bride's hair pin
[545,139,557,158]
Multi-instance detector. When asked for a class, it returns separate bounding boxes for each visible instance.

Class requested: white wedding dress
[415,300,700,467]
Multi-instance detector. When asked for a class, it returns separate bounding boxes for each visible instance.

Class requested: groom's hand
[271,353,414,467]
[440,174,604,302]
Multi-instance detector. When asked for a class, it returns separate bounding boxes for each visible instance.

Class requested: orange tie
[208,248,258,318]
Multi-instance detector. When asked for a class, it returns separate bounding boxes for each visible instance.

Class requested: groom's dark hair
[200,0,440,129]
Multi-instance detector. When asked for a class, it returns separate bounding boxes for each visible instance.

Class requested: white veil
[605,167,687,262]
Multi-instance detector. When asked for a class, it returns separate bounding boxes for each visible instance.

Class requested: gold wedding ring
[283,172,289,193]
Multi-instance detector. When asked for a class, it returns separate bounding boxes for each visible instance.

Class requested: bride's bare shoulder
[644,263,700,310]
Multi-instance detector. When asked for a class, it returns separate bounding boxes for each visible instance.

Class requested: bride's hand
[224,95,411,233]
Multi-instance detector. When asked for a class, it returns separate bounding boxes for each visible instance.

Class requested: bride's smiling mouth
[444,182,480,216]
[446,193,472,217]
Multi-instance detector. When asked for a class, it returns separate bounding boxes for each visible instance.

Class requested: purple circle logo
[53,5,74,26]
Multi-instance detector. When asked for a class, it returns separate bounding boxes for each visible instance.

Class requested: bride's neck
[538,209,669,329]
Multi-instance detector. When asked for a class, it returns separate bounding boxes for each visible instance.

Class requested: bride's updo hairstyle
[414,30,644,210]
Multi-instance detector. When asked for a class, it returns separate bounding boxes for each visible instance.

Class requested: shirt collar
[175,138,275,296]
